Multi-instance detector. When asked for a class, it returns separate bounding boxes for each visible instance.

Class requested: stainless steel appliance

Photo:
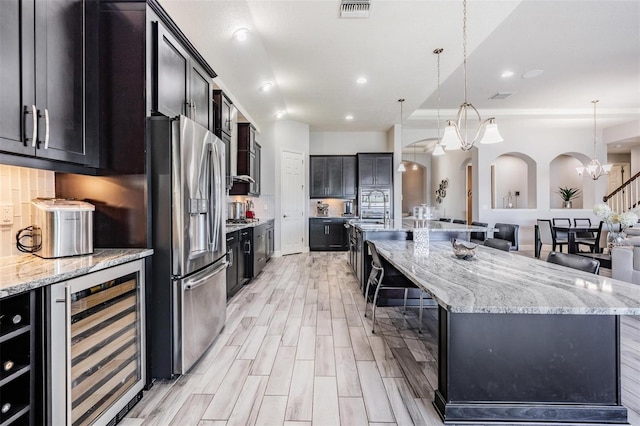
[228,201,245,220]
[359,188,391,219]
[148,115,227,378]
[27,198,94,258]
[343,200,354,216]
[316,201,329,217]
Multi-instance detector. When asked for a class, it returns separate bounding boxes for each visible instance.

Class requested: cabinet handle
[24,105,38,147]
[41,109,50,149]
[185,101,191,117]
[228,249,234,267]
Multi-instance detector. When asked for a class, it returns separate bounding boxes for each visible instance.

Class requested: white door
[281,150,305,255]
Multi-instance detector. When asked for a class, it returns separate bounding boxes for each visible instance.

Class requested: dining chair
[536,219,568,256]
[546,251,600,275]
[574,218,595,239]
[452,219,467,224]
[483,238,512,251]
[470,221,488,243]
[575,220,603,253]
[364,241,426,334]
[493,223,519,251]
[552,218,571,241]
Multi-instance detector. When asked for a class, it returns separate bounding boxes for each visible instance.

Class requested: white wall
[309,131,388,154]
[549,155,584,209]
[273,120,310,254]
[475,120,607,248]
[431,149,472,220]
[493,155,530,209]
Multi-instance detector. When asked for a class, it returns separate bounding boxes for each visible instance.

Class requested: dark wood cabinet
[310,155,357,199]
[226,231,242,299]
[358,153,393,187]
[154,21,213,130]
[0,0,97,167]
[213,90,232,137]
[230,123,260,196]
[309,218,348,251]
[240,228,252,281]
[265,221,274,261]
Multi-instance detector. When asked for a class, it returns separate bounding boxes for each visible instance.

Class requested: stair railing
[603,170,640,212]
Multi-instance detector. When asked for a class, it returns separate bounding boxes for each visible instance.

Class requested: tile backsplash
[0,165,55,257]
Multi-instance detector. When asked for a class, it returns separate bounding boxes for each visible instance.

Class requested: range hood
[228,105,255,184]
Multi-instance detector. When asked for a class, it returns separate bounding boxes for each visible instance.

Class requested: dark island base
[434,307,628,424]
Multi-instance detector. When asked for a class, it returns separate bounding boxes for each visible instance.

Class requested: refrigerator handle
[211,141,222,252]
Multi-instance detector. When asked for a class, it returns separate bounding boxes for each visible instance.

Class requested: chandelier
[432,48,445,156]
[576,100,612,180]
[441,0,503,151]
[397,98,407,172]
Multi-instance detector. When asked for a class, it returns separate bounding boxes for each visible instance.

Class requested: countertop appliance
[148,115,227,378]
[343,200,354,216]
[316,201,329,217]
[228,201,245,220]
[27,198,94,258]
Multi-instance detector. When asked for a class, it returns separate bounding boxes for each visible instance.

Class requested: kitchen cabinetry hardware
[24,106,38,147]
[40,109,50,149]
[186,262,227,290]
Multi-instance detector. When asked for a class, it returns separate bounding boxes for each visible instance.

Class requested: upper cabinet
[310,155,357,199]
[213,90,233,138]
[358,153,393,187]
[0,0,98,167]
[154,22,212,130]
[230,123,260,196]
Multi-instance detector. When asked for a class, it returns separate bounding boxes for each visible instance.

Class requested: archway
[490,152,537,209]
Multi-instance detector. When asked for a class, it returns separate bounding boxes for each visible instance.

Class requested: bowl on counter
[451,239,478,260]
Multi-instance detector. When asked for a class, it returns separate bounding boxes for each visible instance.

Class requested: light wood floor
[124,250,640,426]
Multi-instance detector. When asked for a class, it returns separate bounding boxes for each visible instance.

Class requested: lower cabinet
[310,218,348,251]
[0,291,37,426]
[48,260,145,426]
[265,221,274,261]
[226,231,242,299]
[240,228,253,283]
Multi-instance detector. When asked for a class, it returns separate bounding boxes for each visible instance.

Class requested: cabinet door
[359,155,376,186]
[309,220,327,250]
[0,0,35,157]
[327,222,345,249]
[33,0,88,164]
[342,156,357,199]
[189,60,212,130]
[310,156,327,198]
[326,157,343,197]
[154,22,188,118]
[222,132,231,189]
[374,155,393,185]
[253,142,261,196]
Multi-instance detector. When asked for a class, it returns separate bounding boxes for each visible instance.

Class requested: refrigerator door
[173,258,227,374]
[172,116,226,277]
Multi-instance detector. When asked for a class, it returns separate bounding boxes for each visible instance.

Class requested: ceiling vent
[489,91,516,100]
[340,0,371,18]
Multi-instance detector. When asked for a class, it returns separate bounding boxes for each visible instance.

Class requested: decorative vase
[607,231,626,248]
[563,200,572,209]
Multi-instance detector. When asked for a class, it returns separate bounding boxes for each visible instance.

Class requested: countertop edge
[0,248,154,299]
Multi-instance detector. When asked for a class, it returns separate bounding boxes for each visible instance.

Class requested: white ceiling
[158,0,640,142]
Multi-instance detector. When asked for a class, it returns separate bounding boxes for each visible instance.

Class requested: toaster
[30,198,95,258]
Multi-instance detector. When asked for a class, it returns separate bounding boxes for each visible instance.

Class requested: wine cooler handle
[64,285,72,424]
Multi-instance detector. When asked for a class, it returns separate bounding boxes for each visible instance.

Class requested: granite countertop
[226,218,274,233]
[348,219,490,233]
[373,240,640,315]
[0,248,153,299]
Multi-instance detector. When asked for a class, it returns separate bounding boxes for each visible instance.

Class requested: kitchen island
[374,240,640,424]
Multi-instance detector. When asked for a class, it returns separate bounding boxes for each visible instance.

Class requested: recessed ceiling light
[501,71,514,78]
[276,110,286,119]
[345,115,354,120]
[356,77,367,84]
[260,82,273,92]
[615,144,623,148]
[233,28,249,42]
[522,69,544,79]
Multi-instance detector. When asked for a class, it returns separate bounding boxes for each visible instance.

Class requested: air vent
[489,91,515,100]
[340,0,371,18]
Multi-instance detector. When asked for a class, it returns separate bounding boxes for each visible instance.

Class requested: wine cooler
[48,260,145,426]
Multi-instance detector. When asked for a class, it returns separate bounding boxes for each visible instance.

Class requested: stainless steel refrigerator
[148,115,227,378]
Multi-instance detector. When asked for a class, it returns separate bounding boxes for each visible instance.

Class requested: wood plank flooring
[125,250,640,426]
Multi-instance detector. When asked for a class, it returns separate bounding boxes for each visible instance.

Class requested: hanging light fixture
[441,0,503,151]
[412,144,418,170]
[576,100,612,180]
[432,48,446,156]
[397,98,407,172]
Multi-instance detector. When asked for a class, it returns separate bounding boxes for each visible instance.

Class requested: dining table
[373,239,640,424]
[548,224,600,254]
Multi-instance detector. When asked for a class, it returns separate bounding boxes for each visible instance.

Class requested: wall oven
[48,260,145,426]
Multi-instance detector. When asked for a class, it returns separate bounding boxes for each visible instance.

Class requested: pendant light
[432,48,446,156]
[440,0,503,151]
[576,100,612,180]
[397,98,407,172]
[412,145,418,170]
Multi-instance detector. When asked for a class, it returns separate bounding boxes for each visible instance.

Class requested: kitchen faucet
[366,189,390,229]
